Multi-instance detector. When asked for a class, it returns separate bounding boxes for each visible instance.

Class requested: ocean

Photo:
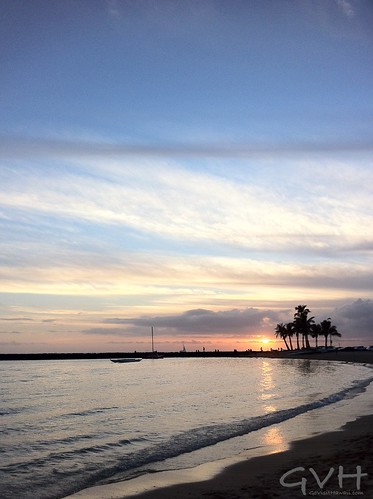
[1,357,372,499]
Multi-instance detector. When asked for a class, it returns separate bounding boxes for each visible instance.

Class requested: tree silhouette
[275,323,291,350]
[274,306,341,351]
[284,322,294,350]
[320,318,341,347]
[293,305,314,349]
[330,328,341,346]
[311,323,322,348]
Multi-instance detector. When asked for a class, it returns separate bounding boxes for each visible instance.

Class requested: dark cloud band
[1,136,373,160]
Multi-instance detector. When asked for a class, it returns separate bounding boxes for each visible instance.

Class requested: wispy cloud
[1,138,373,346]
[1,251,372,297]
[0,317,34,321]
[106,0,120,19]
[336,0,355,18]
[1,155,372,258]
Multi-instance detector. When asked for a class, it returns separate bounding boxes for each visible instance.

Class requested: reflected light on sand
[263,404,277,413]
[262,426,287,453]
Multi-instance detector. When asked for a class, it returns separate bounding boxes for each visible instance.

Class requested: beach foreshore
[67,352,373,499]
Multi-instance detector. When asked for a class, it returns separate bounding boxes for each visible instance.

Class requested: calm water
[0,357,372,499]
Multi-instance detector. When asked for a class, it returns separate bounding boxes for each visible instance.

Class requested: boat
[147,326,164,359]
[110,358,142,363]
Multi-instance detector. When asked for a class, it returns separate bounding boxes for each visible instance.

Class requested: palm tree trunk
[305,334,310,349]
[289,336,293,350]
[296,333,300,350]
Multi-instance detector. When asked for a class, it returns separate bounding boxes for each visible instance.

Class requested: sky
[1,0,373,353]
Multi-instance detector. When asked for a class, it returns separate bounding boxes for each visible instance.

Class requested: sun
[261,338,270,344]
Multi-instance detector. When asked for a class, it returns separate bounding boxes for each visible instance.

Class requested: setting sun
[261,338,270,344]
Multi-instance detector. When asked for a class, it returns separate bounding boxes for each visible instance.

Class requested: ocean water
[0,357,372,499]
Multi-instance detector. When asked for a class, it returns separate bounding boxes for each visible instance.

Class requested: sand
[67,351,373,499]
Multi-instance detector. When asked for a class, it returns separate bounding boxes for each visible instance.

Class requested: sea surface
[1,357,372,499]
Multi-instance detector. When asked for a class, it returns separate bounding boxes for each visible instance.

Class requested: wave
[60,406,120,418]
[0,437,146,473]
[0,407,27,416]
[64,374,373,495]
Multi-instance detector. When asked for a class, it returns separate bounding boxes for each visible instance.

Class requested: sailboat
[148,326,164,359]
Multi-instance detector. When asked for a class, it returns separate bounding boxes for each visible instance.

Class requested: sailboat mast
[151,326,154,353]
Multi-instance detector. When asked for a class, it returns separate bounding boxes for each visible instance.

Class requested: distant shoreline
[1,349,373,364]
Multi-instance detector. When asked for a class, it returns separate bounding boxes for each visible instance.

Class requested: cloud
[103,307,286,335]
[106,0,120,19]
[0,245,372,307]
[82,327,130,336]
[80,299,373,345]
[336,0,355,18]
[1,154,373,260]
[1,139,373,319]
[1,136,373,161]
[333,299,373,341]
[0,317,33,321]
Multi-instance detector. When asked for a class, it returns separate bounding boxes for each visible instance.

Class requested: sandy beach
[68,352,373,499]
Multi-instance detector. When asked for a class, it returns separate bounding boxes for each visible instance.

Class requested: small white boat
[110,358,142,363]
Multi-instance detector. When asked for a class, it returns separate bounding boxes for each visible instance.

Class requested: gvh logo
[279,466,368,495]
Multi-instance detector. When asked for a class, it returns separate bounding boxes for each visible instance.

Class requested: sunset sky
[1,0,373,353]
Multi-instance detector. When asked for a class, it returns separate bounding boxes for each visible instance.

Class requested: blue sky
[1,0,373,352]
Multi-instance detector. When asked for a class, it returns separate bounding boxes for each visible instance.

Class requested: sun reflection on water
[259,360,275,401]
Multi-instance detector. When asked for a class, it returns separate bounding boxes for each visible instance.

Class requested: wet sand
[68,351,373,499]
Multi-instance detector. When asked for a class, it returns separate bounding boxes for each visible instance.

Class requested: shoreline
[66,352,373,499]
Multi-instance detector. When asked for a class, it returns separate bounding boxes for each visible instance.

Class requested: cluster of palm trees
[274,305,341,351]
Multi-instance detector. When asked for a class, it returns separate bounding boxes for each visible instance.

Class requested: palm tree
[293,305,314,349]
[319,318,340,347]
[311,323,322,348]
[285,322,294,350]
[329,327,341,347]
[275,323,291,351]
